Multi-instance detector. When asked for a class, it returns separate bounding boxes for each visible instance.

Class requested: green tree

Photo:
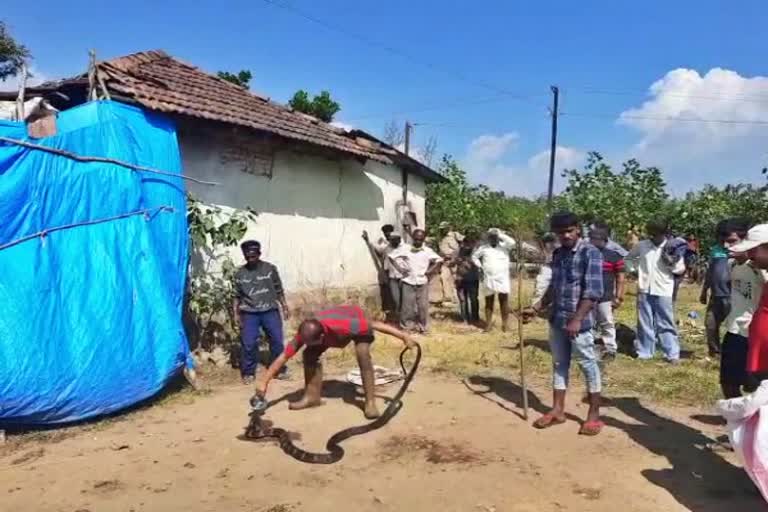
[669,184,768,251]
[0,21,30,81]
[425,155,547,239]
[288,89,341,122]
[217,69,252,88]
[559,152,668,238]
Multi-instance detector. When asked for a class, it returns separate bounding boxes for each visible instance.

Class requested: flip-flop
[579,420,605,436]
[533,413,566,429]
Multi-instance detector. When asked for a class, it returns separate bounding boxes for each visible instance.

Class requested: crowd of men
[230,212,768,435]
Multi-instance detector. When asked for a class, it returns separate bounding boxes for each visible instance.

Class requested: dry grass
[323,278,720,407]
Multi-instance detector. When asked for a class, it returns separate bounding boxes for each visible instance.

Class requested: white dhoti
[481,270,510,296]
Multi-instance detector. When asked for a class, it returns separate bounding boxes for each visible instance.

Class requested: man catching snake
[254,305,415,419]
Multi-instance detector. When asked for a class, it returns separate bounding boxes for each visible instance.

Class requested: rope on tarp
[0,136,219,186]
[0,206,175,252]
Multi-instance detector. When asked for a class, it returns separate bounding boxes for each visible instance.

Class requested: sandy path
[1,372,763,512]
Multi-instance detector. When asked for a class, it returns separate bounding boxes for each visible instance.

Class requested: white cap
[488,228,500,236]
[389,230,403,238]
[730,224,768,253]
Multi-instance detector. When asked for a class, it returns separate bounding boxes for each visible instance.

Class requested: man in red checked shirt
[254,305,415,419]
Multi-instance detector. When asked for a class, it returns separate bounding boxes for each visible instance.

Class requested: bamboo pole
[15,63,27,121]
[516,233,529,420]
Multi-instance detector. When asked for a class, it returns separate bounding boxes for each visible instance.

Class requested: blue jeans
[549,324,602,393]
[636,293,680,361]
[240,309,284,377]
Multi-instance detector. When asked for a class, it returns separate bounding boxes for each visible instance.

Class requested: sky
[3,0,767,197]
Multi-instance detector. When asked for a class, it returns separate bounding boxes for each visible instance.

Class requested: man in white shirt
[363,227,409,324]
[721,251,766,398]
[472,228,516,332]
[390,229,443,333]
[625,219,686,362]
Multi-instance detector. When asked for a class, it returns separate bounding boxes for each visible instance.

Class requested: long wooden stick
[516,234,529,420]
[0,136,219,186]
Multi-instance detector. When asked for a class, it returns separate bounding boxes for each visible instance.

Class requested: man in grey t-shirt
[232,240,291,384]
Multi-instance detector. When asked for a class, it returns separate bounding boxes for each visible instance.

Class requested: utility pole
[404,121,412,156]
[546,85,560,210]
[401,121,413,241]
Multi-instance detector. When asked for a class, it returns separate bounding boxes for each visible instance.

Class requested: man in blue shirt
[525,212,605,435]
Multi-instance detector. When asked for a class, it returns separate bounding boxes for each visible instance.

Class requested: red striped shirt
[284,306,372,359]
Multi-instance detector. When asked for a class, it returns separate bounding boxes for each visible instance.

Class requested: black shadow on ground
[463,375,580,423]
[605,397,763,512]
[267,379,396,414]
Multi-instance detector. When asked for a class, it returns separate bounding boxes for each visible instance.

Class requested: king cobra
[244,342,421,464]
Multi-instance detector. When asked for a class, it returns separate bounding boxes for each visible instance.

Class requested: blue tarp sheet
[0,101,190,425]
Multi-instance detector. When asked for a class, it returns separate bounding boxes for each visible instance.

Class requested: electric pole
[404,121,412,156]
[546,85,560,210]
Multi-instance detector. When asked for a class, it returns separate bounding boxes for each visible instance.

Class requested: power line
[343,93,540,123]
[566,87,768,104]
[560,112,768,126]
[261,0,547,106]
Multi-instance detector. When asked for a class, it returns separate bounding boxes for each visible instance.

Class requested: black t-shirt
[600,248,625,303]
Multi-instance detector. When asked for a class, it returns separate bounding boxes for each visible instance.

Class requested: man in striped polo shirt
[255,305,414,419]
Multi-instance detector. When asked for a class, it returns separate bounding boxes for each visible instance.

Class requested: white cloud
[462,131,584,197]
[466,132,519,164]
[0,67,48,92]
[616,68,768,191]
[528,146,586,172]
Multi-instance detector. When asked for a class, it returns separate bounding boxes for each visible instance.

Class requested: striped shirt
[284,306,373,359]
[549,239,604,332]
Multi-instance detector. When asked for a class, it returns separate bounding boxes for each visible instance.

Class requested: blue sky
[3,0,767,196]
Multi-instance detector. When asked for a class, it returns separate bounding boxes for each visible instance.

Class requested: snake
[243,342,421,464]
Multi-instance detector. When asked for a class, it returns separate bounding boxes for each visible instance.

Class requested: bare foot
[288,396,323,410]
[364,402,381,419]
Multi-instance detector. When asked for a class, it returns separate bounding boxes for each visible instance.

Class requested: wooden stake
[516,235,529,420]
[15,63,27,121]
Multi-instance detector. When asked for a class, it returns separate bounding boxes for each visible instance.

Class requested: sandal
[533,413,566,429]
[579,420,605,436]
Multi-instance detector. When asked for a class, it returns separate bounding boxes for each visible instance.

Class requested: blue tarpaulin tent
[0,100,191,425]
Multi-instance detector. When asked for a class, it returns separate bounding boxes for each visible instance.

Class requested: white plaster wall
[180,134,427,292]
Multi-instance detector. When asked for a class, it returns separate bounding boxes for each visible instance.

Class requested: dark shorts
[721,332,753,387]
[302,335,376,363]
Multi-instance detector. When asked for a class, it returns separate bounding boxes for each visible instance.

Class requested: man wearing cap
[727,225,768,380]
[233,240,291,384]
[472,228,516,331]
[436,222,464,305]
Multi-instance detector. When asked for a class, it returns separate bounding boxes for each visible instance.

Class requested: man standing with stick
[524,212,604,435]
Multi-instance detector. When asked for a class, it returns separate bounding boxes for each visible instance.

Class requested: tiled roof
[90,50,442,181]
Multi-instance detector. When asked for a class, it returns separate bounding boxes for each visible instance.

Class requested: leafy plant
[186,194,257,348]
[288,89,340,122]
[216,69,252,88]
[0,21,30,81]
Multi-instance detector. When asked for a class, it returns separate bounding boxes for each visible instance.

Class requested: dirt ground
[2,365,765,512]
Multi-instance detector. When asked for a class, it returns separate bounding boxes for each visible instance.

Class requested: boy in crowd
[701,219,748,357]
[389,229,443,333]
[625,219,685,363]
[453,235,480,324]
[254,305,415,419]
[588,225,626,361]
[524,212,605,436]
